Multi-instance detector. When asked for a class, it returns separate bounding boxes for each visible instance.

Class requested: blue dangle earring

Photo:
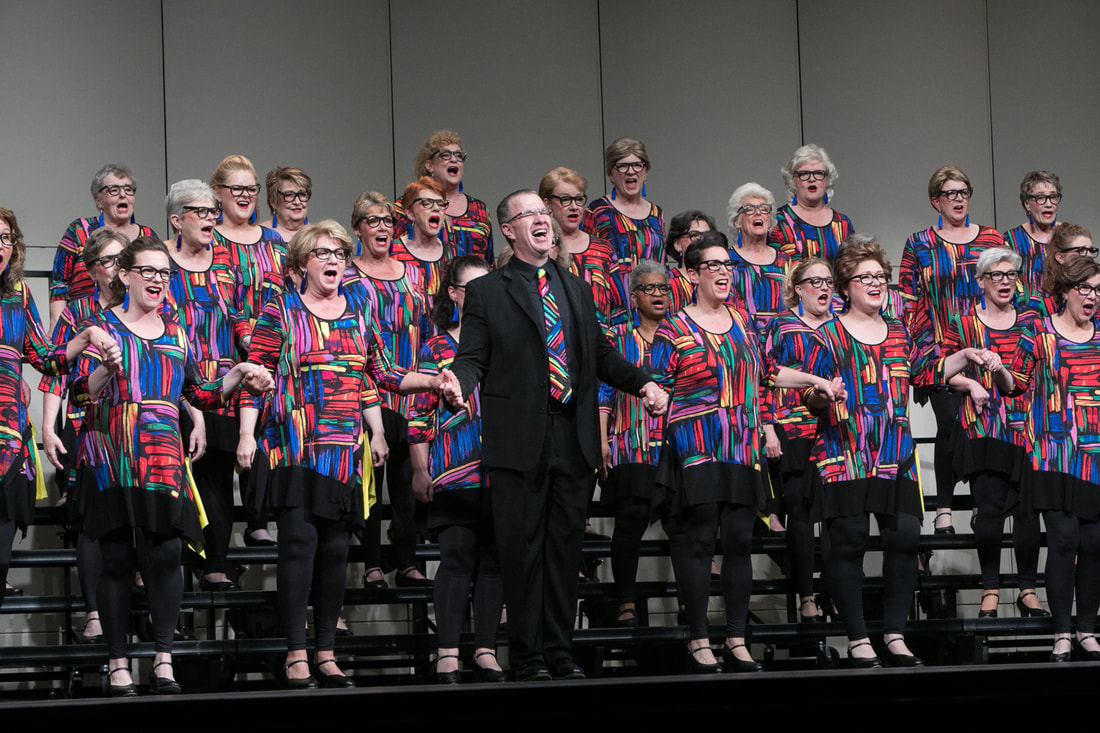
[824,192,829,204]
[122,291,130,310]
[356,237,362,256]
[828,298,835,315]
[458,181,464,193]
[299,276,308,295]
[690,285,697,305]
[792,194,798,207]
[451,300,459,324]
[249,210,257,224]
[980,290,987,309]
[610,186,617,200]
[272,213,279,228]
[337,281,344,296]
[303,215,309,225]
[965,214,970,227]
[97,212,105,227]
[798,298,804,316]
[130,213,136,224]
[176,232,182,251]
[641,183,647,197]
[938,214,943,228]
[737,231,742,247]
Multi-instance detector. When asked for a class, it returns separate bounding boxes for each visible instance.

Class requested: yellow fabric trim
[29,423,46,502]
[361,433,377,520]
[183,457,207,558]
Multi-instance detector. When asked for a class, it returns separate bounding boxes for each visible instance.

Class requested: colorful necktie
[537,267,572,403]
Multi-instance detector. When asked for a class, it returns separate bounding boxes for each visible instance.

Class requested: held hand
[43,431,67,471]
[412,470,434,504]
[369,430,389,467]
[439,368,467,410]
[236,433,256,471]
[639,382,668,416]
[979,349,1003,373]
[237,363,275,395]
[87,326,122,367]
[814,377,847,402]
[968,382,991,413]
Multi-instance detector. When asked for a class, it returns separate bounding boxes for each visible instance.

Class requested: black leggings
[276,506,352,653]
[1043,511,1100,635]
[825,512,920,640]
[0,518,15,610]
[665,503,756,640]
[610,497,651,604]
[365,409,417,572]
[191,446,239,575]
[972,473,1040,589]
[433,522,503,648]
[772,467,816,599]
[77,531,102,614]
[98,528,182,659]
[930,390,963,511]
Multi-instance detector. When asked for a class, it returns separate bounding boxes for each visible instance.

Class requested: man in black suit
[446,189,667,680]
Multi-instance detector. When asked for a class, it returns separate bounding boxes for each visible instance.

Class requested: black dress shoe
[515,664,552,682]
[473,652,507,683]
[316,659,356,688]
[1050,637,1072,663]
[1017,592,1051,617]
[882,638,924,667]
[149,661,182,695]
[284,659,318,689]
[243,530,277,547]
[847,641,882,669]
[548,658,585,680]
[978,591,999,619]
[363,568,389,590]
[719,643,764,672]
[3,584,23,597]
[200,578,240,592]
[686,646,723,674]
[1074,635,1100,662]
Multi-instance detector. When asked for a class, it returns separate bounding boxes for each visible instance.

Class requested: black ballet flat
[1074,635,1100,662]
[719,643,763,672]
[847,641,882,669]
[395,568,433,588]
[1050,636,1072,663]
[363,568,389,590]
[799,597,825,623]
[108,666,138,698]
[1017,591,1051,618]
[882,638,924,667]
[473,651,507,683]
[149,661,181,695]
[686,646,723,674]
[435,654,460,685]
[200,578,240,592]
[315,659,355,688]
[933,510,954,535]
[284,659,318,689]
[244,529,277,547]
[978,591,999,619]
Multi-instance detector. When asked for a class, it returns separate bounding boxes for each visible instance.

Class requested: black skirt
[599,462,658,505]
[655,448,766,519]
[0,427,34,532]
[812,453,923,521]
[426,486,491,534]
[1024,468,1100,521]
[75,468,204,544]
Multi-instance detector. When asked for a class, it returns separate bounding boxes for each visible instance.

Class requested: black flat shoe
[719,643,764,672]
[435,654,460,685]
[548,657,585,680]
[200,578,240,592]
[686,646,723,674]
[847,641,882,669]
[363,568,388,590]
[799,597,825,623]
[473,651,507,682]
[882,638,924,667]
[1074,635,1100,662]
[1051,636,1072,663]
[108,666,138,698]
[978,591,999,619]
[933,510,954,535]
[316,659,355,688]
[284,659,318,689]
[3,584,23,597]
[244,529,277,547]
[1017,591,1051,618]
[515,664,551,682]
[149,661,182,695]
[395,568,433,588]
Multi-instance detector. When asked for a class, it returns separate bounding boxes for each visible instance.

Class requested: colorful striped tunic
[1008,315,1100,512]
[395,195,494,264]
[899,225,1007,358]
[245,289,403,495]
[805,318,932,513]
[568,236,616,329]
[408,332,486,492]
[583,196,665,326]
[599,324,663,468]
[1004,224,1047,304]
[0,284,67,521]
[212,226,286,328]
[651,305,776,485]
[760,310,824,442]
[165,248,250,419]
[728,245,791,332]
[767,205,854,262]
[390,238,448,330]
[70,309,224,541]
[343,262,426,416]
[40,295,102,428]
[50,217,157,303]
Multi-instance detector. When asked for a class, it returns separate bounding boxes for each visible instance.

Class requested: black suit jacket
[451,258,652,472]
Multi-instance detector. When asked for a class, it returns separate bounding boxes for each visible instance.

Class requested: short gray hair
[165,179,217,220]
[781,143,837,200]
[975,246,1023,278]
[91,163,135,199]
[727,182,777,234]
[629,259,669,292]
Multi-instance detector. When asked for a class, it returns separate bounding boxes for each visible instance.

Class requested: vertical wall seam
[983,0,997,227]
[596,0,607,196]
[794,0,804,144]
[388,0,398,197]
[160,0,169,202]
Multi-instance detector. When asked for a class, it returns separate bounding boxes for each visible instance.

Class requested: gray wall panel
[0,0,165,265]
[162,0,393,232]
[390,0,604,236]
[987,0,1100,233]
[599,0,802,234]
[798,0,993,260]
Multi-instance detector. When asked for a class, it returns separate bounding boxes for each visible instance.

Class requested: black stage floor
[1,662,1096,727]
